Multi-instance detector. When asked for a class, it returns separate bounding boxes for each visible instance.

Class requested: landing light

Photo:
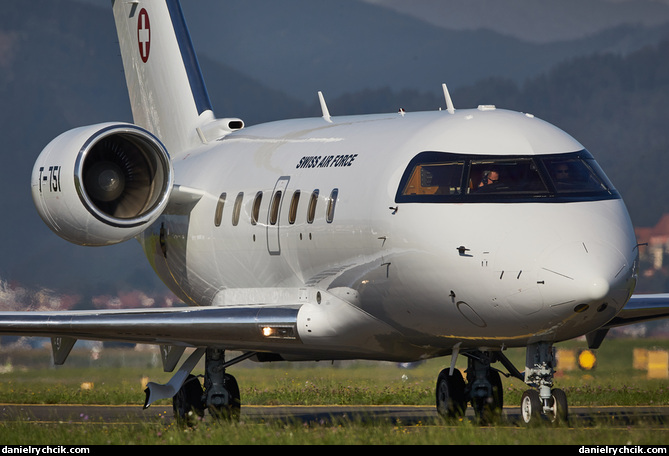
[260,325,297,340]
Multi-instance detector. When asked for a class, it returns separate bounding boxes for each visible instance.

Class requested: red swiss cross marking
[137,8,151,63]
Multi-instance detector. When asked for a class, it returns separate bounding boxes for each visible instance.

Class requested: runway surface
[1,403,668,426]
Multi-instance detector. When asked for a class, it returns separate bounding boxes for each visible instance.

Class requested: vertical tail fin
[112,0,242,156]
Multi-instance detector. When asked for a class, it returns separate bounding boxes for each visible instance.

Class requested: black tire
[172,374,205,426]
[549,388,569,424]
[208,373,241,422]
[475,369,503,425]
[520,389,542,425]
[436,368,467,419]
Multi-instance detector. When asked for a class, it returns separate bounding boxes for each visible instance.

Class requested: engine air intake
[75,126,172,227]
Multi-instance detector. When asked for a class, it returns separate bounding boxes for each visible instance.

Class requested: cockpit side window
[542,157,614,194]
[402,161,464,196]
[396,151,618,204]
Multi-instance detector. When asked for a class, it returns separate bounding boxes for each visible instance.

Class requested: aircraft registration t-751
[2,0,669,425]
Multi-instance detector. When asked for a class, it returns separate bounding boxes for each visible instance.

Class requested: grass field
[0,337,668,445]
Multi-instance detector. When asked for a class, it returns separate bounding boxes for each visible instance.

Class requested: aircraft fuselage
[139,107,638,361]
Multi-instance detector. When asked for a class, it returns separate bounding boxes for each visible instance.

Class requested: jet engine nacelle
[31,123,173,246]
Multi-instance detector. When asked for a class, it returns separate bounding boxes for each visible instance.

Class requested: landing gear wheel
[548,388,569,424]
[172,374,205,426]
[207,373,241,422]
[520,389,542,425]
[436,369,467,419]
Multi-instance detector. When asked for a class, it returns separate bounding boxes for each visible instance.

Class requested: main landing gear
[435,342,569,425]
[171,348,251,425]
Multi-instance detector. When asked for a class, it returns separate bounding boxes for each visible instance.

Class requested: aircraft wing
[603,293,669,328]
[1,292,667,366]
[0,305,302,364]
[581,293,669,349]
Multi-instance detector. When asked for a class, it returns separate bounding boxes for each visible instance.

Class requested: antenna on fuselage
[442,83,455,114]
[318,91,332,123]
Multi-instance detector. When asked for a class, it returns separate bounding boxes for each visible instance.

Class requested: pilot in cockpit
[553,163,570,182]
[478,169,501,188]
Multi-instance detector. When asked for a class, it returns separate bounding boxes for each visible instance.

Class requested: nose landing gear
[521,342,569,425]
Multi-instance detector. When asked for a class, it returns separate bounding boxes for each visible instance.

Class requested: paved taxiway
[1,404,668,426]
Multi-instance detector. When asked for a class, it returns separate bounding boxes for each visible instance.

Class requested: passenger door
[267,176,290,255]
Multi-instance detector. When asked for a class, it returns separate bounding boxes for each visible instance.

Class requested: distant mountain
[365,0,669,43]
[179,0,669,103]
[68,1,669,104]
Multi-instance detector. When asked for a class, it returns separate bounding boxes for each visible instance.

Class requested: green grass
[3,338,666,407]
[0,338,668,444]
[1,419,666,445]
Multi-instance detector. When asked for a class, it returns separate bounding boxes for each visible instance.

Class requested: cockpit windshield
[396,151,618,203]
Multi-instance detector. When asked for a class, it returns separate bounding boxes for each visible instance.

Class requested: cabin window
[289,190,300,224]
[232,192,243,226]
[326,188,339,223]
[307,190,319,224]
[214,193,226,227]
[269,190,282,226]
[251,191,263,225]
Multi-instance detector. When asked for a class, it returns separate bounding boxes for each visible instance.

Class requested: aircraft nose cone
[538,240,631,311]
[588,277,611,302]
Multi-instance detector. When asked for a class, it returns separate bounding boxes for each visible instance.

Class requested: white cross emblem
[137,8,151,63]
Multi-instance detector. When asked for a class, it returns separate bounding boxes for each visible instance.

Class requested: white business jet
[3,0,669,425]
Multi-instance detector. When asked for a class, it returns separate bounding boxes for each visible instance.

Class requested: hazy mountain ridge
[364,0,669,43]
[179,0,669,103]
